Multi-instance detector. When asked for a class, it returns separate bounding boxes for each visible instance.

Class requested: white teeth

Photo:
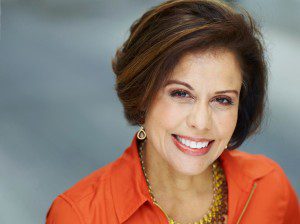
[185,140,190,147]
[176,135,209,149]
[190,141,197,148]
[196,142,202,148]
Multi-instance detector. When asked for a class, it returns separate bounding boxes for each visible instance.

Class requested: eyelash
[169,89,234,106]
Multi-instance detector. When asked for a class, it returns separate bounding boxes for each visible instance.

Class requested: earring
[137,126,147,140]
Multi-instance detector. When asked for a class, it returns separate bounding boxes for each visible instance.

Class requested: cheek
[214,109,238,136]
[148,95,188,129]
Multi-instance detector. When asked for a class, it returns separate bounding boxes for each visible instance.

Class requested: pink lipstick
[171,134,214,156]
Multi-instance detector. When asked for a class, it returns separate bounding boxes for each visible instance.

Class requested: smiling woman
[143,49,242,177]
[46,0,299,224]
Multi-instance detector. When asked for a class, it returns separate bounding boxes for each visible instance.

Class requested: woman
[46,0,299,223]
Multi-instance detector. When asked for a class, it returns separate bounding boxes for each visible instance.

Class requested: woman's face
[143,49,242,176]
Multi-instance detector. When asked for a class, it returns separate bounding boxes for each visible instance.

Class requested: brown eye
[215,97,234,106]
[170,89,191,98]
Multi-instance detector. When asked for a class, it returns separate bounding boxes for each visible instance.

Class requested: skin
[142,48,242,223]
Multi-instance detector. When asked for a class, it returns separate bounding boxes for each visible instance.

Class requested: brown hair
[111,0,268,150]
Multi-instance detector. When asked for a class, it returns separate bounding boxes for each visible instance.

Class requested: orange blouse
[46,133,300,224]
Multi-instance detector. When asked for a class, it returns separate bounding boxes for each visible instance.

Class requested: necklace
[138,140,228,224]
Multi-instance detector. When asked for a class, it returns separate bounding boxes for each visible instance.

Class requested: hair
[111,0,268,150]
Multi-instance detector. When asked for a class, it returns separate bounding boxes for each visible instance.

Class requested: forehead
[169,49,242,87]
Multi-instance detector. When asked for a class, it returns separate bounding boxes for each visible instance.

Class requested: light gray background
[0,0,299,223]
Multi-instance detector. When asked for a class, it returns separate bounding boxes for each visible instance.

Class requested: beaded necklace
[138,140,228,224]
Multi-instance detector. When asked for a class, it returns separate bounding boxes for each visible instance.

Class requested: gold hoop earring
[137,126,147,140]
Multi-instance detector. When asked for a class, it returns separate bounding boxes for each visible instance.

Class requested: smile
[171,134,214,156]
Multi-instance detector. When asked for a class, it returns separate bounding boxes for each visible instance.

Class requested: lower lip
[171,135,213,156]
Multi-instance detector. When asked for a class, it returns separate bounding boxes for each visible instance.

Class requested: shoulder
[227,149,297,189]
[46,159,120,224]
[222,149,297,199]
[223,149,285,179]
[224,149,300,222]
[62,161,114,202]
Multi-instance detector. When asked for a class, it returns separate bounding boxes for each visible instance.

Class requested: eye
[170,89,191,98]
[214,97,234,106]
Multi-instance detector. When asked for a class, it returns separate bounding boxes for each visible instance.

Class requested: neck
[141,140,213,202]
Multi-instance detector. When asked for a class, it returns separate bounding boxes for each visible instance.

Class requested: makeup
[171,134,214,156]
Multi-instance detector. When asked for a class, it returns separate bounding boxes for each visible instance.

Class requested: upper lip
[173,134,214,142]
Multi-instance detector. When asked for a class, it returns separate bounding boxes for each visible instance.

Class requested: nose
[186,101,212,131]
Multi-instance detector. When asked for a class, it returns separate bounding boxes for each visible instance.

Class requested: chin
[170,158,210,176]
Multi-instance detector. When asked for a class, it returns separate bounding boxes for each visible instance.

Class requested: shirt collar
[110,133,274,223]
[219,147,274,223]
[110,133,151,223]
[220,148,274,192]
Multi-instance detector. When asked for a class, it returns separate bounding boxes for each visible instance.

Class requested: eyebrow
[164,79,239,97]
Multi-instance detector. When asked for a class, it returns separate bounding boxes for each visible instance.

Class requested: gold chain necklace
[138,140,228,224]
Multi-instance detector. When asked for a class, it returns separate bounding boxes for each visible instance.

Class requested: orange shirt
[46,133,300,224]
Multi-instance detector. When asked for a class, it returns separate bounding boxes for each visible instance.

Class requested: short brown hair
[111,0,268,150]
